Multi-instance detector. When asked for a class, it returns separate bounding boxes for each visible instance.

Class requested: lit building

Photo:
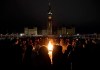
[57,27,75,36]
[24,27,37,36]
[42,29,47,35]
[66,27,75,35]
[57,29,62,35]
[62,27,67,35]
[23,0,75,36]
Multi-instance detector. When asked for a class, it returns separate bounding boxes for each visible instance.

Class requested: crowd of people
[0,37,100,70]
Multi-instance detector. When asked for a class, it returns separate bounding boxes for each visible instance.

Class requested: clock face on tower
[48,16,52,19]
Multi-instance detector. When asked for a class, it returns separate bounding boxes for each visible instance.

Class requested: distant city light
[60,35,62,37]
[77,34,79,36]
[76,39,78,41]
[20,33,24,36]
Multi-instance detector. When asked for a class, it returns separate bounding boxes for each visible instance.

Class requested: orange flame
[47,40,53,64]
[48,41,53,51]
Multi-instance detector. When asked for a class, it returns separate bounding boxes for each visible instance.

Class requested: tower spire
[48,0,50,6]
[48,0,52,15]
[47,0,52,35]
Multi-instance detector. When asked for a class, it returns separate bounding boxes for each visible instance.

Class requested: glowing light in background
[20,33,24,37]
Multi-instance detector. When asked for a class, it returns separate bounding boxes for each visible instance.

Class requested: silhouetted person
[63,43,73,70]
[52,45,64,70]
[24,44,33,69]
[38,46,51,70]
[14,40,23,67]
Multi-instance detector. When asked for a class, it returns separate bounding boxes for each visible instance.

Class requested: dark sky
[0,0,100,33]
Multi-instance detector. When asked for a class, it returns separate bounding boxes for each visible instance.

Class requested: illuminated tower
[47,0,52,35]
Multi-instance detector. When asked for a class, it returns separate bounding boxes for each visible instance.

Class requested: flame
[48,41,53,51]
[47,40,53,64]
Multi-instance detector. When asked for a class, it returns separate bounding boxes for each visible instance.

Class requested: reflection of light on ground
[48,41,53,64]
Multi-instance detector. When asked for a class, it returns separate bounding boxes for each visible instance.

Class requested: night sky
[0,0,100,33]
